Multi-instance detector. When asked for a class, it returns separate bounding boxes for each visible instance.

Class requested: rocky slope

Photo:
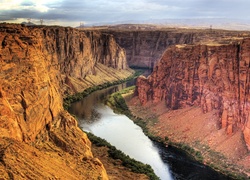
[104,28,250,68]
[0,23,132,179]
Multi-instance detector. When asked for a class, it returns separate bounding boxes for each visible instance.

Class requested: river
[69,81,230,180]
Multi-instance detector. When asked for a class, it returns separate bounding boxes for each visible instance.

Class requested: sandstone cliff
[41,27,131,95]
[105,28,250,68]
[136,38,250,149]
[0,23,132,179]
[42,28,128,77]
[109,30,195,68]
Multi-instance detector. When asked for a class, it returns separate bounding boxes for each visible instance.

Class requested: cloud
[0,0,250,26]
[55,0,182,23]
[0,0,54,12]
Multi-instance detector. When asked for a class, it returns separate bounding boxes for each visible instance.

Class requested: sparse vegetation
[86,132,159,180]
[105,86,134,114]
[191,141,248,179]
[167,141,204,162]
[129,65,153,70]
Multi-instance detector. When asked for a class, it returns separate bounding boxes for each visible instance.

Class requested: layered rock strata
[105,28,250,68]
[0,23,131,179]
[111,30,195,68]
[136,38,250,148]
[41,27,130,95]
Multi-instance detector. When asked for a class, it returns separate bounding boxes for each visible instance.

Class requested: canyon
[101,25,250,177]
[0,23,133,179]
[2,21,250,179]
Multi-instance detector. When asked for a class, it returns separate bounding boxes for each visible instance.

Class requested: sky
[0,0,250,27]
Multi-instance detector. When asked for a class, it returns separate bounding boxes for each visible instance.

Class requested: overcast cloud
[0,0,250,27]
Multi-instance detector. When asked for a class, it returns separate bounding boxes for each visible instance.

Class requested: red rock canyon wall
[107,29,248,68]
[136,39,250,148]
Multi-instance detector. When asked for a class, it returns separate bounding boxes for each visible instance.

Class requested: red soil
[126,95,250,178]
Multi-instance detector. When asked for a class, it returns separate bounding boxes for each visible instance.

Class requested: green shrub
[164,136,169,142]
[105,87,134,115]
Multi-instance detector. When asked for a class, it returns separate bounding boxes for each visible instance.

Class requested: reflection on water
[81,105,173,180]
[69,76,230,180]
[69,81,173,180]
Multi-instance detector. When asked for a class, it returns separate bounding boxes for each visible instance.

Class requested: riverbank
[86,132,158,180]
[108,86,250,179]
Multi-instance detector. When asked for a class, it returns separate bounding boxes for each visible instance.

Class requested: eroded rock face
[108,30,195,68]
[0,23,131,179]
[0,24,62,142]
[107,29,249,68]
[0,111,108,180]
[42,28,128,79]
[0,23,128,142]
[136,39,250,148]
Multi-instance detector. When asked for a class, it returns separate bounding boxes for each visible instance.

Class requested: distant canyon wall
[109,30,195,68]
[107,29,249,68]
[136,39,250,148]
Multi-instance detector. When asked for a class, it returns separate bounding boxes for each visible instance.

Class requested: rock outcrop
[0,23,131,179]
[136,38,250,148]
